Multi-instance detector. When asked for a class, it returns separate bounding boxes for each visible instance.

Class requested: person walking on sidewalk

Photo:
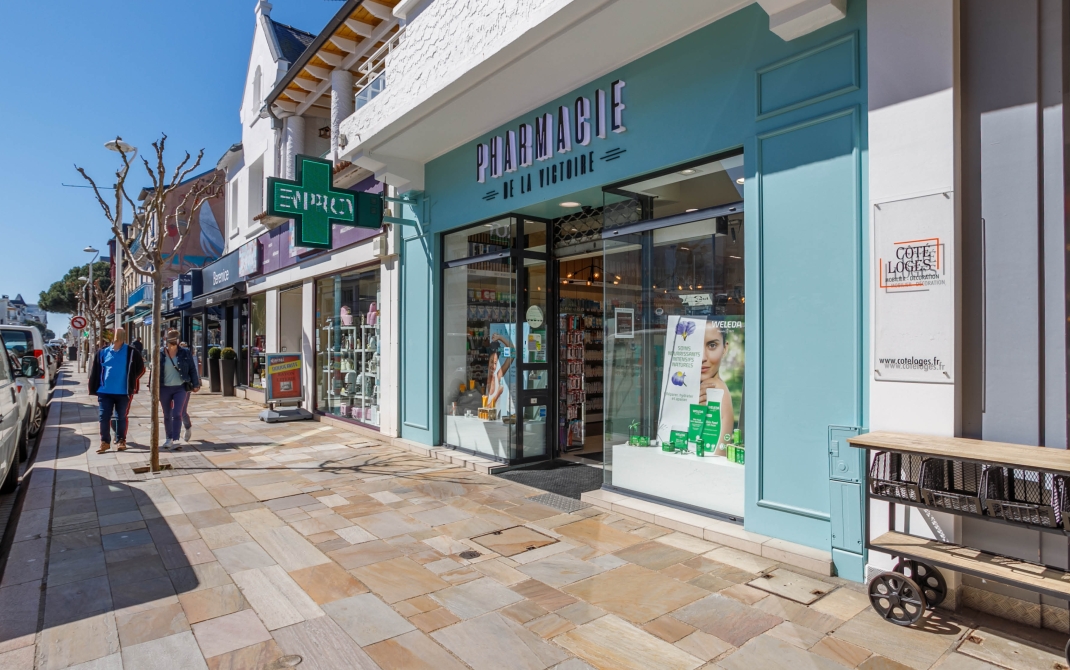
[88,327,145,454]
[178,341,200,442]
[159,329,199,450]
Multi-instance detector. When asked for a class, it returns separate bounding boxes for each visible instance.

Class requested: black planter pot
[220,359,236,396]
[208,358,221,393]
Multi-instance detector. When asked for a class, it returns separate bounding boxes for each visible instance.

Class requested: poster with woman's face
[658,316,744,447]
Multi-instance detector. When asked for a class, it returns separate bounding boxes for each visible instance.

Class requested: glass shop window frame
[440,215,553,464]
[600,147,747,521]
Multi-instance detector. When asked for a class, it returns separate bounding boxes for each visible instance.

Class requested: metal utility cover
[471,526,558,557]
[747,569,832,605]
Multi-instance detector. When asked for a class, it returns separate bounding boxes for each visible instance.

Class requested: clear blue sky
[0,1,343,335]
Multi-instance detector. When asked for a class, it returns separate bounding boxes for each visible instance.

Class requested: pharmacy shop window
[602,151,746,519]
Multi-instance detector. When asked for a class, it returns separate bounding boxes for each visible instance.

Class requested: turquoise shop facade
[396,1,870,578]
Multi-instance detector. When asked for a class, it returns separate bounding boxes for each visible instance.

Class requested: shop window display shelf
[851,430,1070,663]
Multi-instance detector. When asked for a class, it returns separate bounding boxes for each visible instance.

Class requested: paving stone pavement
[2,365,1068,669]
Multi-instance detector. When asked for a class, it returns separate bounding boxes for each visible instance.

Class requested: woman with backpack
[159,329,200,450]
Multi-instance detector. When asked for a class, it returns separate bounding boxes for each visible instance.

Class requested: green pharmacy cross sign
[267,154,382,249]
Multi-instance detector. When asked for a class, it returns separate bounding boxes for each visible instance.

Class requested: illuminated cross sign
[267,155,382,249]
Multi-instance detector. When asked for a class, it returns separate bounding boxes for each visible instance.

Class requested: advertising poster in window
[265,353,303,402]
[657,316,744,454]
[486,323,516,417]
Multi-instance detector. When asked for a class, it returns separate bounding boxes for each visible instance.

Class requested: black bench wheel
[894,559,947,608]
[869,571,927,626]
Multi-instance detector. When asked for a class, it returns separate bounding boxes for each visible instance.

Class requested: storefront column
[379,251,401,438]
[265,289,279,354]
[330,69,354,160]
[867,0,959,576]
[301,279,316,410]
[283,116,305,180]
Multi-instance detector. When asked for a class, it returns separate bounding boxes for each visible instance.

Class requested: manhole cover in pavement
[458,550,481,560]
[470,526,557,557]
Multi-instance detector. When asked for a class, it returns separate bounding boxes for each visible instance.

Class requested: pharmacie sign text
[475,81,627,198]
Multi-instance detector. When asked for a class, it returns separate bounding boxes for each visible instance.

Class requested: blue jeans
[98,393,130,444]
[159,385,188,440]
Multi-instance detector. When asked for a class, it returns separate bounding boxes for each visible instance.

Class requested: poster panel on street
[873,192,954,383]
[264,352,304,402]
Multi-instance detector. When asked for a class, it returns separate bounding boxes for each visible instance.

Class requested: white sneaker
[183,426,192,442]
[162,439,173,450]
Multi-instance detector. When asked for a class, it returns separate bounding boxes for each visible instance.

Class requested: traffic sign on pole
[71,316,87,330]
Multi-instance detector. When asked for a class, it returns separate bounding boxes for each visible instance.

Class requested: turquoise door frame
[396,1,870,577]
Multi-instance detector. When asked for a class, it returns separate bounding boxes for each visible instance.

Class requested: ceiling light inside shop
[571,228,579,232]
[560,201,581,207]
[685,209,698,213]
[736,177,745,184]
[730,255,741,259]
[679,169,698,176]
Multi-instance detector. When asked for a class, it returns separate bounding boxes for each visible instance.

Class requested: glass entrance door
[516,251,549,460]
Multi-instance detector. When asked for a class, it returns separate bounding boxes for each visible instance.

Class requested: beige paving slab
[177,583,246,624]
[672,594,783,648]
[517,553,605,588]
[833,609,963,670]
[114,601,190,647]
[956,627,1066,670]
[809,587,869,620]
[554,518,645,554]
[288,562,368,605]
[231,565,324,630]
[36,611,120,670]
[326,539,404,569]
[351,556,451,603]
[747,569,833,605]
[704,546,777,575]
[120,631,208,670]
[474,557,529,586]
[335,524,377,545]
[249,525,331,571]
[230,507,286,533]
[212,541,276,574]
[613,540,696,571]
[271,614,382,670]
[810,636,874,668]
[321,593,415,646]
[654,532,719,555]
[431,576,526,619]
[432,612,571,670]
[717,633,846,670]
[554,614,703,670]
[197,523,253,550]
[563,564,708,624]
[191,609,272,659]
[365,629,468,670]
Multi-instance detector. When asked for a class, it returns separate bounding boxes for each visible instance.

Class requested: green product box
[701,406,721,450]
[726,445,736,462]
[628,435,639,446]
[687,405,706,443]
[638,436,650,447]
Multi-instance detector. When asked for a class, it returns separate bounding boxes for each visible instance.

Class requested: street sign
[267,155,383,250]
[71,316,87,330]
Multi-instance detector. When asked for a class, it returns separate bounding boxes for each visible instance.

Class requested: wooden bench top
[847,431,1070,476]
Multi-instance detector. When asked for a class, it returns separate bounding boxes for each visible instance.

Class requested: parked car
[7,352,37,461]
[0,325,50,426]
[0,346,29,493]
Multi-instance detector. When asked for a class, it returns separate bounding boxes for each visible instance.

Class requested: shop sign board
[264,352,304,402]
[873,193,954,383]
[473,81,628,199]
[268,155,383,250]
[202,251,243,292]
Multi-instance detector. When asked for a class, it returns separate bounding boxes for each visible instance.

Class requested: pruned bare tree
[85,279,115,346]
[76,134,218,472]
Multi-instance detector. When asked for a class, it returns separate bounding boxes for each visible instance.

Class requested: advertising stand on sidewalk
[259,352,313,423]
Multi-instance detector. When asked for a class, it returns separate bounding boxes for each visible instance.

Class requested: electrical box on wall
[828,425,866,581]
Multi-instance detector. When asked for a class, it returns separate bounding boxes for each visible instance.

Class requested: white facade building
[215,0,402,438]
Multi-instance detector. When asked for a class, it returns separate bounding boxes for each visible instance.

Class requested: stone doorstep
[581,488,833,576]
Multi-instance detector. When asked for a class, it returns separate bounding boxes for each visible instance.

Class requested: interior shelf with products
[321,318,381,426]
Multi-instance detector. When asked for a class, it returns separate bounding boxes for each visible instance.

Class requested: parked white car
[7,352,37,462]
[0,325,50,426]
[0,344,28,493]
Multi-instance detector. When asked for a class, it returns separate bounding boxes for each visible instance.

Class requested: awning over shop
[191,282,246,309]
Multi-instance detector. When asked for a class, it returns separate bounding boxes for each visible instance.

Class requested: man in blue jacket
[88,328,145,454]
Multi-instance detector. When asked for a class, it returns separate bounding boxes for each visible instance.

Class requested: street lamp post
[84,246,99,354]
[77,276,88,372]
[105,140,137,334]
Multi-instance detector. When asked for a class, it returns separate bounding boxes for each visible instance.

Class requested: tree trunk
[150,275,162,473]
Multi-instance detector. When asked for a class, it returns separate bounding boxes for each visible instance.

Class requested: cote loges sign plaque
[268,155,382,250]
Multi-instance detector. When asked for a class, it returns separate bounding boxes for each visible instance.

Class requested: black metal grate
[982,467,1066,529]
[551,208,604,249]
[920,458,984,515]
[869,451,924,503]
